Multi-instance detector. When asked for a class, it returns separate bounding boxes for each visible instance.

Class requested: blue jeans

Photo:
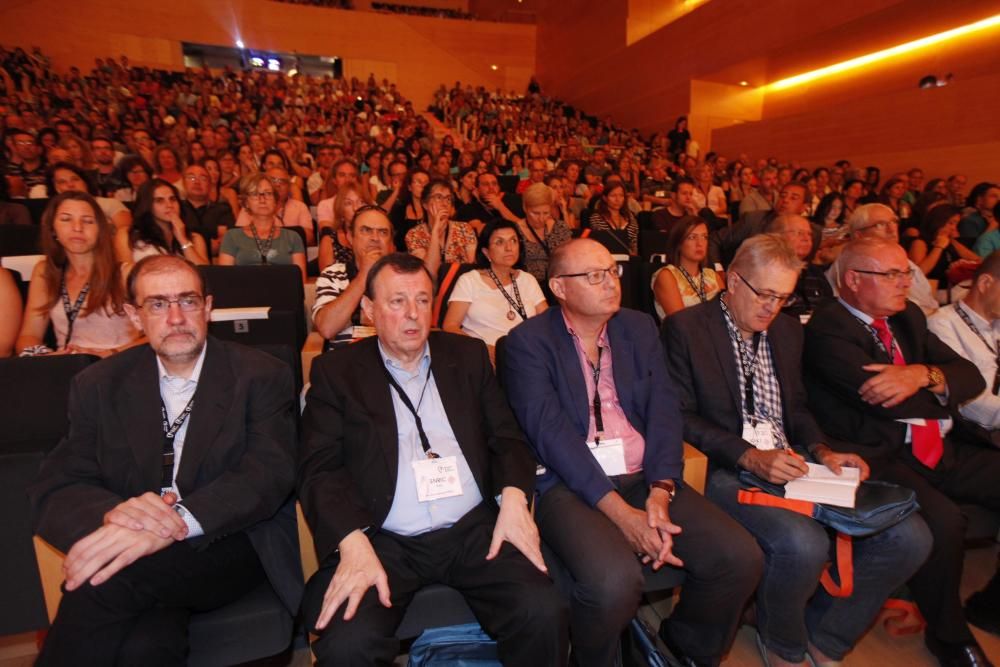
[707,468,932,662]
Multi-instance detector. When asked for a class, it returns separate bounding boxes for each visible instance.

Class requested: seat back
[433,262,477,328]
[0,451,49,634]
[23,198,50,225]
[201,265,307,350]
[0,224,41,256]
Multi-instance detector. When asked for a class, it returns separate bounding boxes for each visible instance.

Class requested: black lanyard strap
[954,303,1000,394]
[720,297,762,419]
[523,221,550,256]
[589,346,605,437]
[677,265,707,303]
[382,363,437,458]
[487,268,527,321]
[60,277,90,347]
[161,397,194,488]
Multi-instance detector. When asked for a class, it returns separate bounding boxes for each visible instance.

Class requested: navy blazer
[504,306,683,507]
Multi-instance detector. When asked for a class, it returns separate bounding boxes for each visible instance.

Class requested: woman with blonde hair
[518,182,572,282]
[317,183,367,271]
[16,191,141,357]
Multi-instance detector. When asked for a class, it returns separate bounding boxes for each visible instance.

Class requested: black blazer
[28,337,302,612]
[803,299,984,465]
[298,332,535,565]
[662,300,827,470]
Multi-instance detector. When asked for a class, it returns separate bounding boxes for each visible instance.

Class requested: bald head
[548,239,621,323]
[549,238,610,279]
[837,239,912,318]
[847,204,899,241]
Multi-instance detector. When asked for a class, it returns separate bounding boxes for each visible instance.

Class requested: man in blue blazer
[504,238,761,667]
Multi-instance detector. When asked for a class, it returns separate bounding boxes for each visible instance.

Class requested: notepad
[784,462,860,508]
[210,307,271,322]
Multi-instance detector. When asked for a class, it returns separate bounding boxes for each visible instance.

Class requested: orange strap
[880,598,927,636]
[580,228,591,238]
[737,488,854,598]
[432,262,462,325]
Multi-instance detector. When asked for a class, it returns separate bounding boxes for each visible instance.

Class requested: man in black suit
[29,255,301,666]
[663,234,931,667]
[298,252,568,666]
[805,238,1000,667]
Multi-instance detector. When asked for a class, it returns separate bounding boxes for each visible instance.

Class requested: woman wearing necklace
[652,216,722,320]
[518,182,572,283]
[115,179,209,265]
[16,191,141,357]
[443,219,547,361]
[588,182,639,256]
[218,173,307,282]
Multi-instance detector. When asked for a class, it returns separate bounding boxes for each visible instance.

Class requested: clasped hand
[859,363,926,407]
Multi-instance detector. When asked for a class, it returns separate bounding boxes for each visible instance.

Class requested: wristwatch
[926,365,945,387]
[650,480,676,501]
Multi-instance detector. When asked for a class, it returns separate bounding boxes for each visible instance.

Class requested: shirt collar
[956,300,992,330]
[377,339,431,379]
[561,308,609,348]
[157,343,208,384]
[838,297,876,325]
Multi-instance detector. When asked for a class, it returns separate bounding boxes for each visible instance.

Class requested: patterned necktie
[870,318,943,469]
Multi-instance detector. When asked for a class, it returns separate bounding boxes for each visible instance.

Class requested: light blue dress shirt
[379,341,483,537]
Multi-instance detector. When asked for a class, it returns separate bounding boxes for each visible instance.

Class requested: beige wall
[0,0,535,109]
[536,0,1000,183]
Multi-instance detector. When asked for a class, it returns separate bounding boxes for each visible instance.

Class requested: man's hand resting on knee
[64,524,175,591]
[102,491,188,541]
[315,529,392,630]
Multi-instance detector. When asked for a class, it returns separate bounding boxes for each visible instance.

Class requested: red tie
[871,318,943,469]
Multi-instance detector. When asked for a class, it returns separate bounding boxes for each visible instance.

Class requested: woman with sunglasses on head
[16,192,141,358]
[115,179,209,265]
[218,174,307,282]
[443,219,547,362]
[652,216,721,320]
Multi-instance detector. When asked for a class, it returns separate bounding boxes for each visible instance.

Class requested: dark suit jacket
[662,299,827,470]
[28,337,302,612]
[298,332,535,565]
[803,299,984,465]
[503,307,683,508]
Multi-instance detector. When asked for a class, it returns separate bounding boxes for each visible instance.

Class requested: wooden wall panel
[0,0,535,108]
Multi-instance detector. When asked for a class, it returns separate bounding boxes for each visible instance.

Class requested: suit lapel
[551,308,591,433]
[429,334,486,482]
[116,347,164,491]
[708,302,742,410]
[608,316,635,420]
[358,340,400,486]
[175,339,234,491]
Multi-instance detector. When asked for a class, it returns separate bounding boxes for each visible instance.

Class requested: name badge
[412,455,464,502]
[587,437,627,476]
[742,421,776,451]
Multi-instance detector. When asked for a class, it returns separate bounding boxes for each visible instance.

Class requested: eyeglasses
[428,194,454,204]
[269,177,290,185]
[250,191,275,200]
[184,175,210,182]
[139,295,205,315]
[736,273,792,306]
[849,268,914,282]
[556,264,623,285]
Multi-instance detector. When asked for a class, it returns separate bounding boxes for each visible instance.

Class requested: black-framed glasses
[848,268,914,282]
[736,273,792,306]
[556,264,623,285]
[139,295,205,316]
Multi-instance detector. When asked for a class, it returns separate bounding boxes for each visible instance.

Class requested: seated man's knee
[764,519,829,573]
[575,557,643,622]
[310,622,399,667]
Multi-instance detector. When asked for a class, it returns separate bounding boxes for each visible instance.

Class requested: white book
[784,462,860,508]
[210,306,271,322]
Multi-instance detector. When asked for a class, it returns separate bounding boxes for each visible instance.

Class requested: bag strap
[881,598,927,636]
[580,228,591,239]
[737,487,854,598]
[433,262,462,326]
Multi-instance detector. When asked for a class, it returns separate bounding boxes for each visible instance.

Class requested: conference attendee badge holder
[742,420,776,451]
[588,436,627,476]
[412,454,464,502]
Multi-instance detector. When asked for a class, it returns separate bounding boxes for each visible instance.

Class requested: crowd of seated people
[2,49,999,667]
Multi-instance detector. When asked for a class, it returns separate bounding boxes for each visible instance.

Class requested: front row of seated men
[28,227,1000,667]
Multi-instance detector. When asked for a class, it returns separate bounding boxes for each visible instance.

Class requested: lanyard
[954,303,1000,394]
[250,223,275,265]
[677,265,707,303]
[720,297,762,419]
[382,363,437,458]
[60,277,90,347]
[855,317,899,363]
[160,397,194,489]
[522,221,550,256]
[487,268,527,321]
[588,346,606,439]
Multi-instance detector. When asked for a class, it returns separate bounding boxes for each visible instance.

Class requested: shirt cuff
[175,503,205,539]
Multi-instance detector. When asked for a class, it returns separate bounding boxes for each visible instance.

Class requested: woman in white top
[16,191,141,357]
[115,179,209,265]
[444,219,547,358]
[652,215,722,321]
[691,163,728,219]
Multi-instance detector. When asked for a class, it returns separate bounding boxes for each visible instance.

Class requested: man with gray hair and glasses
[805,238,1000,667]
[826,203,939,315]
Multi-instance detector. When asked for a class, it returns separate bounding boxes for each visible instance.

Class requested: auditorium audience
[116,179,209,265]
[16,191,140,357]
[651,216,721,320]
[805,238,1000,667]
[218,174,307,280]
[443,219,547,353]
